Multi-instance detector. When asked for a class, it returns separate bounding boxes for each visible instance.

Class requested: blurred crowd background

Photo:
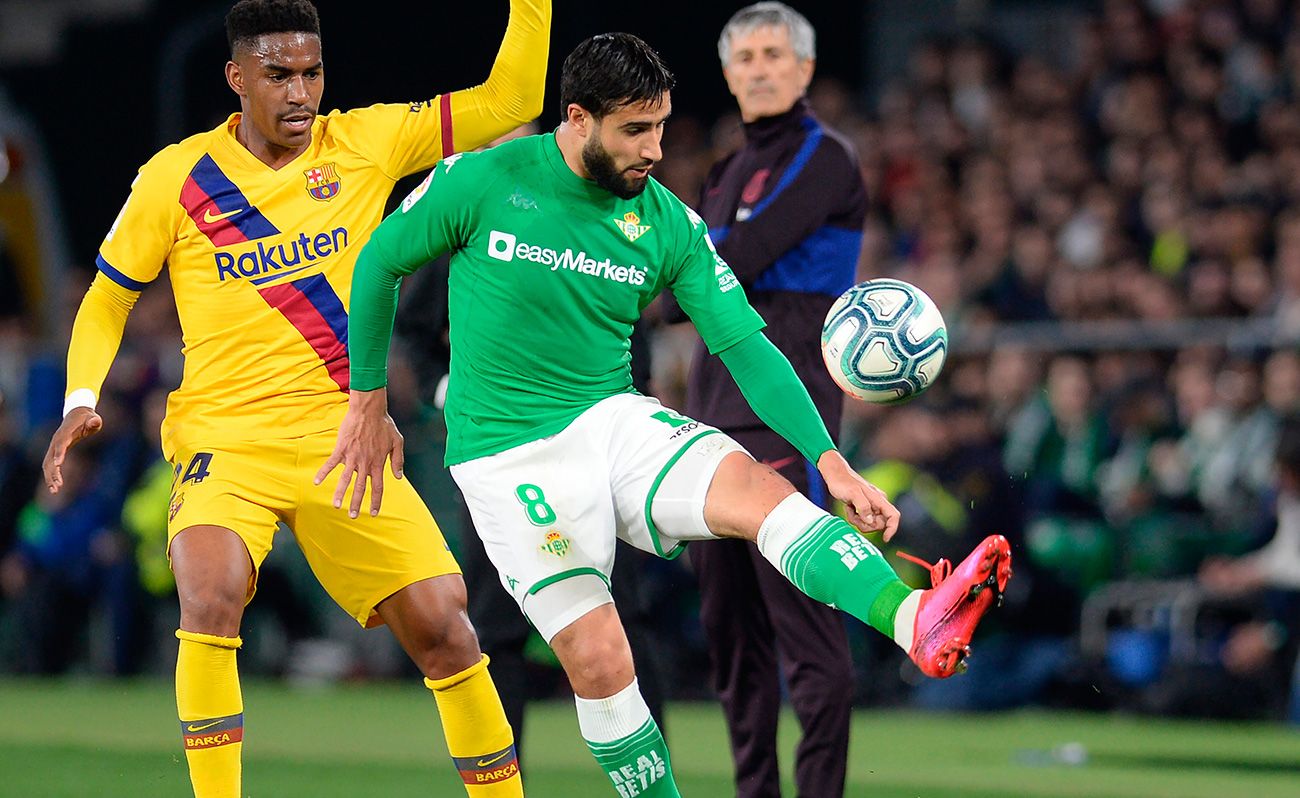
[1,0,1299,724]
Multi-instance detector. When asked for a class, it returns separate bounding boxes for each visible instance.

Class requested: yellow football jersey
[99,103,473,457]
[67,0,547,459]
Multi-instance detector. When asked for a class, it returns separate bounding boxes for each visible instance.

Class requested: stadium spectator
[1197,414,1300,723]
[671,4,867,795]
[0,391,33,574]
[0,425,138,673]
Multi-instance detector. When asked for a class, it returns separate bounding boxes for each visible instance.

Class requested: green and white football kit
[350,133,771,639]
[350,132,928,798]
[450,392,746,639]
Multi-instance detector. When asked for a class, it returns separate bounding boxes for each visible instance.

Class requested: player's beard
[582,136,650,200]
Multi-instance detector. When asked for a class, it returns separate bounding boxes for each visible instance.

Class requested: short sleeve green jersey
[352,132,765,465]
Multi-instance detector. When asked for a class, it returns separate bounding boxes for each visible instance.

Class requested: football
[820,278,948,404]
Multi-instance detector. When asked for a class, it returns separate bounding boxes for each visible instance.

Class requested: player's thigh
[167,440,291,603]
[295,432,459,628]
[450,433,616,644]
[602,394,752,556]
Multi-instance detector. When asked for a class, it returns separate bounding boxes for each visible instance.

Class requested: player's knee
[176,580,246,636]
[403,582,483,678]
[705,452,798,539]
[413,612,482,679]
[563,634,634,696]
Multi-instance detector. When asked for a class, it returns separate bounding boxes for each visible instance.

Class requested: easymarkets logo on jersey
[487,230,648,286]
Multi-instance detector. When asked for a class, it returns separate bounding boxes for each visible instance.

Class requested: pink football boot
[897,534,1013,678]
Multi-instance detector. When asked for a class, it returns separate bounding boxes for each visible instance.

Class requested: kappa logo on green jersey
[683,205,741,293]
[486,230,648,286]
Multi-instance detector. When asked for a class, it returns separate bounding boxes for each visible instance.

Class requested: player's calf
[383,576,524,796]
[552,605,682,797]
[426,655,523,796]
[751,491,1011,678]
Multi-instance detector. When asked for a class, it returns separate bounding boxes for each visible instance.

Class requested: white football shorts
[450,393,749,641]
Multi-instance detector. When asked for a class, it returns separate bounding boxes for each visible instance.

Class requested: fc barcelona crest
[304,163,342,202]
[614,211,651,243]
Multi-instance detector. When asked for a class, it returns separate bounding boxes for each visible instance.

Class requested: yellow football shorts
[165,432,459,627]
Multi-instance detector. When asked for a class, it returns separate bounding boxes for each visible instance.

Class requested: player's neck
[555,124,592,181]
[234,119,310,170]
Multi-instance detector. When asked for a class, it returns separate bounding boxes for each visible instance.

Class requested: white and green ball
[820,278,948,404]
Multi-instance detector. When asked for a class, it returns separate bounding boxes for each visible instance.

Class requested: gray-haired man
[687,4,867,796]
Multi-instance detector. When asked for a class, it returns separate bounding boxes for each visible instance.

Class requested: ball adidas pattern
[820,278,948,404]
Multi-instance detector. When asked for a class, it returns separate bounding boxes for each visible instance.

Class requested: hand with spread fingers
[816,449,900,540]
[315,388,405,518]
[43,406,104,494]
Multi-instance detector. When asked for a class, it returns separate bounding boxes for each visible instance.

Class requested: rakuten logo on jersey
[214,227,349,282]
[487,230,647,286]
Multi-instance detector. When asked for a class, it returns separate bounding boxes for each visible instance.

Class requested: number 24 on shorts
[515,483,557,525]
[173,451,214,487]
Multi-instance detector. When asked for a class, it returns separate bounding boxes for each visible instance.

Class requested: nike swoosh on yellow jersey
[476,750,512,768]
[186,720,223,733]
[202,208,243,223]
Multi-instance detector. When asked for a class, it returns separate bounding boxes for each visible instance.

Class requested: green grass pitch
[1,678,1297,796]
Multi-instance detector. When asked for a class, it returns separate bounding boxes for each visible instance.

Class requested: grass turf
[1,678,1297,797]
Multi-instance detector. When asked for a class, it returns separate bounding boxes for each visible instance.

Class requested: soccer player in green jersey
[322,34,1013,796]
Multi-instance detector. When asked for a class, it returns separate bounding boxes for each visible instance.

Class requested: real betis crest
[614,211,651,243]
[539,531,572,558]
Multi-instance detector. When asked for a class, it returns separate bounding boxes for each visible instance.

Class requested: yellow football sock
[426,654,522,796]
[175,630,243,798]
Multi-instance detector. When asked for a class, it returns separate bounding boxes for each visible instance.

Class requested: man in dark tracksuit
[682,4,868,797]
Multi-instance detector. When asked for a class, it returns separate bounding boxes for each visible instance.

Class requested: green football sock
[758,493,912,638]
[576,680,680,797]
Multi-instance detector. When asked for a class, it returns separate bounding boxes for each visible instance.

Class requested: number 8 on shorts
[515,483,558,525]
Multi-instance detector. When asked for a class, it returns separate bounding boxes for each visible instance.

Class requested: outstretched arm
[43,274,139,492]
[368,0,551,176]
[445,0,550,149]
[717,330,899,539]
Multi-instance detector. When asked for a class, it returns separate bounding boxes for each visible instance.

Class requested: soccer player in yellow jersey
[39,1,548,796]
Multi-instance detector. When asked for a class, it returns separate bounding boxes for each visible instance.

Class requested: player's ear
[225,60,245,97]
[567,103,591,137]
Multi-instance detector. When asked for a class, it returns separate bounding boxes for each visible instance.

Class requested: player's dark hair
[560,33,676,119]
[226,0,321,56]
